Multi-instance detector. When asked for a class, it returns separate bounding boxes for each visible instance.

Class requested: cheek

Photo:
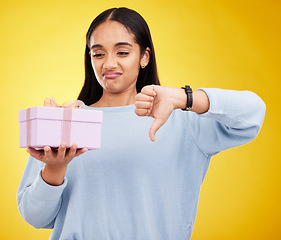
[123,57,140,73]
[91,60,102,76]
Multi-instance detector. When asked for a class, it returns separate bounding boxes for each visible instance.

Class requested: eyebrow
[90,42,133,49]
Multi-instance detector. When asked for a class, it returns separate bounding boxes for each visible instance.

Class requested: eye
[117,52,129,56]
[92,53,105,58]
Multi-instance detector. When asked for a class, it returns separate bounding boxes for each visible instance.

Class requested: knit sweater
[17,88,266,240]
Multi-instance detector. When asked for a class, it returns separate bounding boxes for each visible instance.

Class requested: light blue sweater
[17,88,266,240]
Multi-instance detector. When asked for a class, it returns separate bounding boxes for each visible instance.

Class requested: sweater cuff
[196,88,265,128]
[198,88,226,116]
[30,169,67,201]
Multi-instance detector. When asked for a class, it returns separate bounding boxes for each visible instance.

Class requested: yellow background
[0,0,280,239]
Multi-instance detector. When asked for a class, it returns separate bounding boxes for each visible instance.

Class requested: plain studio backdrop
[0,0,280,239]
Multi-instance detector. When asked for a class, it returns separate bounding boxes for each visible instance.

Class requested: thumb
[149,118,166,142]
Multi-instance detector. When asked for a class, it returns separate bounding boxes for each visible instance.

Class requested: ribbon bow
[44,97,85,109]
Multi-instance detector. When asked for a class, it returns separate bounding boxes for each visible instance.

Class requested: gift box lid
[19,106,103,123]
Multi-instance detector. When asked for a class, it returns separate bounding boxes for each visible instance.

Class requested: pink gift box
[19,106,103,149]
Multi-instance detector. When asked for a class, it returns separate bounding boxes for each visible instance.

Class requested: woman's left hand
[135,85,210,141]
[135,85,187,142]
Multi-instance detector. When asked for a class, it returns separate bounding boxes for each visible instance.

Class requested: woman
[17,7,266,240]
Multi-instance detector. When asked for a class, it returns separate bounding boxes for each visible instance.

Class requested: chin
[104,85,123,94]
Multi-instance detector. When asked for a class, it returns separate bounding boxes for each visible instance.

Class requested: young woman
[17,7,266,240]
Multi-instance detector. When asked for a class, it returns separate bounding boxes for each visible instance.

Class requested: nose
[103,54,117,70]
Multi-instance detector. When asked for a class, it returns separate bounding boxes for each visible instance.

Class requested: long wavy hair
[78,7,160,105]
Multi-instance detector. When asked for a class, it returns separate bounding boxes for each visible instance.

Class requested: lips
[102,72,122,79]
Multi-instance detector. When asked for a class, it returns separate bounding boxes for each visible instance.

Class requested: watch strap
[181,85,193,111]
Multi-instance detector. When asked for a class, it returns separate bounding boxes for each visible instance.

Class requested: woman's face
[89,21,149,94]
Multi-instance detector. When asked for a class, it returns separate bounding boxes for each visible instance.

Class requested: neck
[91,88,137,108]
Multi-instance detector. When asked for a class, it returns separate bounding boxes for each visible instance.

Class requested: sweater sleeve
[17,156,67,229]
[186,88,266,156]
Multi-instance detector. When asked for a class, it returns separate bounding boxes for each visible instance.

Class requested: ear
[140,47,151,68]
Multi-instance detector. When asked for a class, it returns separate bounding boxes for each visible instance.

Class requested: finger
[141,85,156,97]
[149,118,166,142]
[135,93,154,102]
[135,101,152,109]
[75,148,88,157]
[65,144,77,161]
[135,108,150,117]
[44,146,54,161]
[27,147,44,160]
[57,143,67,159]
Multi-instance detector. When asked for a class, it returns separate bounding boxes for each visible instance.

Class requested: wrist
[42,164,67,186]
[191,90,210,113]
[173,88,188,109]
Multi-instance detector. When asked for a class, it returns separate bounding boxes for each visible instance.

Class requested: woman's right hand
[27,143,88,186]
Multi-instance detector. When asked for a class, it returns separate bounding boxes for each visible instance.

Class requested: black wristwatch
[181,85,193,111]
